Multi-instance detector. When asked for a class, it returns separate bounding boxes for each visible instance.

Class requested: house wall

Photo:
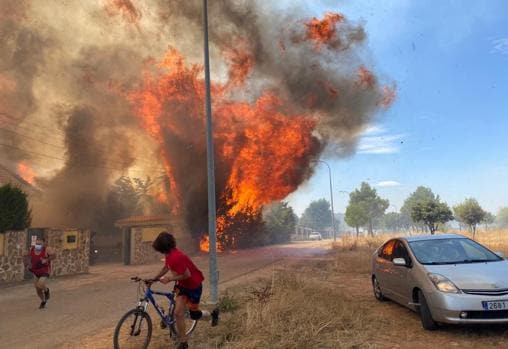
[46,229,90,276]
[0,229,91,283]
[0,231,26,282]
[130,226,165,265]
[128,225,196,265]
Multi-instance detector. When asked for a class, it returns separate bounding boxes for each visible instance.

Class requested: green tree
[349,182,389,236]
[344,203,368,237]
[0,184,32,233]
[497,207,508,228]
[401,186,436,232]
[383,212,404,232]
[264,202,298,244]
[482,212,495,230]
[411,198,453,235]
[300,199,332,232]
[453,198,486,239]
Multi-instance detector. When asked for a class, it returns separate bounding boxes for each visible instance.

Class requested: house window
[63,230,78,250]
[141,227,163,242]
[0,234,5,256]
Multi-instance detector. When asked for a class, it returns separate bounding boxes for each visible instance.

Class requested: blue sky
[288,0,508,216]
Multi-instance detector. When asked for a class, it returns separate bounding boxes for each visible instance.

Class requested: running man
[152,232,219,349]
[25,237,55,309]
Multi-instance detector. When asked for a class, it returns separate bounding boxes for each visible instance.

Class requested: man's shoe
[211,308,220,327]
[177,342,188,349]
[39,301,46,309]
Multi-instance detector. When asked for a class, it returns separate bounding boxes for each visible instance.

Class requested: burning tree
[126,9,395,250]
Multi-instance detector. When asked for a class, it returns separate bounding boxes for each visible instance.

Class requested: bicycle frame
[138,285,177,328]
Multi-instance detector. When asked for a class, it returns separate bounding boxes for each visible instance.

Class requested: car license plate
[482,300,508,311]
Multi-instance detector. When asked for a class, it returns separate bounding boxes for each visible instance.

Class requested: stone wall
[46,229,90,276]
[0,231,26,283]
[130,227,164,265]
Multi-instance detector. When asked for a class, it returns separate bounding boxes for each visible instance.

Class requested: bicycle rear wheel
[113,308,152,349]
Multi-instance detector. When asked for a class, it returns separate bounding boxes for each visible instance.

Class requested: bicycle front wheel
[113,308,152,349]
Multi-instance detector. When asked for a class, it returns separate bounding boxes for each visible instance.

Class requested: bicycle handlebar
[131,276,158,284]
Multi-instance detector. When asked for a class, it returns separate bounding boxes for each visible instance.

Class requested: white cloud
[492,38,508,55]
[357,133,404,154]
[376,181,401,187]
[361,124,386,135]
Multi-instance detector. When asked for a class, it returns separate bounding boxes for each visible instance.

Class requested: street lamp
[313,160,336,242]
[202,0,219,305]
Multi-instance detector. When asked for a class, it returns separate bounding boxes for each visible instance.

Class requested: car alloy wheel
[372,276,385,301]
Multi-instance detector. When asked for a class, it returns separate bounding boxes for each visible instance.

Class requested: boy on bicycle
[152,231,219,349]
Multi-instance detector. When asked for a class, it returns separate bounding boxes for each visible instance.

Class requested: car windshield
[408,238,502,265]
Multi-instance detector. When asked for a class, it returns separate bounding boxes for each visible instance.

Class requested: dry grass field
[72,230,508,348]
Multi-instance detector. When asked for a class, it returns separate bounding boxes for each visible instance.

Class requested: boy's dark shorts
[175,284,202,311]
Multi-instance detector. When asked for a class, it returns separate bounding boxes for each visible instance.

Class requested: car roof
[400,233,466,242]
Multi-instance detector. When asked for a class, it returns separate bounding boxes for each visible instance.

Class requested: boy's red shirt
[165,248,204,289]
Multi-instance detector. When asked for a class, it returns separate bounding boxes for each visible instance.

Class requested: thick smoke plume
[0,0,394,241]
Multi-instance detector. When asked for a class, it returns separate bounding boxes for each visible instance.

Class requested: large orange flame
[129,48,319,250]
[17,161,36,184]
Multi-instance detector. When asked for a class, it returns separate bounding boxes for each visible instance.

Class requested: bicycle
[113,277,198,349]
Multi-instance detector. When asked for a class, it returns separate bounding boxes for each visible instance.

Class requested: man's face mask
[34,243,43,251]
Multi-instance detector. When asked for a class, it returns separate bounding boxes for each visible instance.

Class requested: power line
[0,125,164,169]
[0,127,65,149]
[0,112,68,138]
[0,112,171,171]
[0,142,64,161]
[0,142,165,175]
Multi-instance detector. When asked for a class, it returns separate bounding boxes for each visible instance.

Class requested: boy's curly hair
[152,231,176,254]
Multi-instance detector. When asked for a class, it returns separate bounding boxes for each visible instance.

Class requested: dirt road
[0,241,330,349]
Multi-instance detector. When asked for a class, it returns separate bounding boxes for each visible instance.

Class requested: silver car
[309,232,322,241]
[371,234,508,330]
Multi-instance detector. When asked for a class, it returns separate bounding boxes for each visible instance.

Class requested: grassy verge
[149,244,382,348]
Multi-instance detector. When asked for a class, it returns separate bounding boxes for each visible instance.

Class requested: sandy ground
[0,241,330,349]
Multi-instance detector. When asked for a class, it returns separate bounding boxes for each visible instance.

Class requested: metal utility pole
[202,0,218,305]
[315,160,336,241]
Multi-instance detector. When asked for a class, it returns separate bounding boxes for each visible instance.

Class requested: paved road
[0,241,330,349]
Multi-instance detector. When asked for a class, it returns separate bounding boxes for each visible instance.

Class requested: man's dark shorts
[175,284,202,310]
[30,270,50,279]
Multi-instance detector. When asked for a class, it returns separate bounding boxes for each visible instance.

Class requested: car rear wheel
[372,276,385,301]
[417,290,438,331]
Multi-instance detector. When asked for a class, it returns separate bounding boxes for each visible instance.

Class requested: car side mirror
[495,252,505,259]
[393,257,408,267]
